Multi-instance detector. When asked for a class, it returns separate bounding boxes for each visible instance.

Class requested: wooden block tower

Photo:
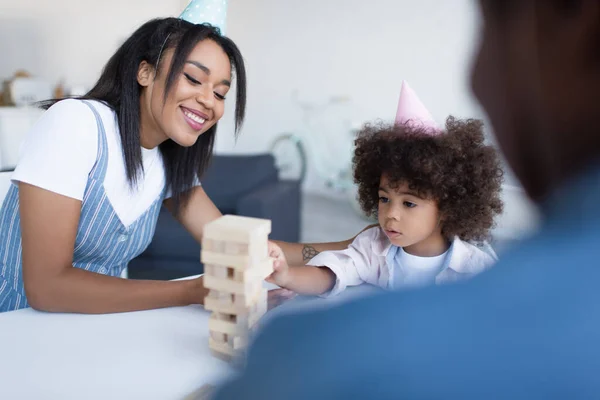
[202,215,273,361]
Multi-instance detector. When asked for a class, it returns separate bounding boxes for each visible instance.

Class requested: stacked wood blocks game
[202,215,273,362]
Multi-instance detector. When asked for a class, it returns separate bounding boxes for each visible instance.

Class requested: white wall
[218,0,488,187]
[218,0,541,238]
[0,0,541,240]
[0,0,184,90]
[1,0,486,189]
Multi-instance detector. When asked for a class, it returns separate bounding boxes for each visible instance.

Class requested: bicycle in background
[269,91,371,220]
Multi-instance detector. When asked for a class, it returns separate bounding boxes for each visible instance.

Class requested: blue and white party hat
[180,0,228,35]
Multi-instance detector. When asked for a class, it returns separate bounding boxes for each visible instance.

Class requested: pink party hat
[394,80,441,134]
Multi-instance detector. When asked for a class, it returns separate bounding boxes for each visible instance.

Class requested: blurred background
[0,0,541,279]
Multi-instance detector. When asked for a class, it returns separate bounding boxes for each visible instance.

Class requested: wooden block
[201,251,265,271]
[224,241,249,255]
[249,236,269,259]
[235,287,267,308]
[231,335,246,349]
[205,298,243,315]
[224,297,267,333]
[214,312,236,322]
[206,290,233,302]
[251,260,274,281]
[204,264,230,279]
[249,300,267,328]
[201,232,270,269]
[210,330,227,343]
[208,309,264,337]
[204,275,250,295]
[209,337,235,362]
[232,261,272,282]
[204,294,234,312]
[203,237,266,259]
[234,293,246,307]
[204,290,234,308]
[203,215,271,244]
[233,270,244,282]
[204,267,273,296]
[204,299,239,315]
[202,238,226,253]
[247,289,267,313]
[210,349,233,363]
[201,251,252,270]
[228,335,247,349]
[209,314,249,336]
[204,274,264,295]
[202,238,214,252]
[205,288,266,314]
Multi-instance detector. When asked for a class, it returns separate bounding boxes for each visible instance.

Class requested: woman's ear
[137,61,154,87]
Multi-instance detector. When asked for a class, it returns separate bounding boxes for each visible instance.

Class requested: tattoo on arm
[302,245,320,262]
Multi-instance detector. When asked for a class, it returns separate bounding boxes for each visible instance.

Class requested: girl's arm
[273,224,378,265]
[268,230,380,297]
[266,242,336,296]
[168,185,377,266]
[20,183,206,314]
[270,265,336,296]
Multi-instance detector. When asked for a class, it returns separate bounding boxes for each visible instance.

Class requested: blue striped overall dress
[0,101,164,312]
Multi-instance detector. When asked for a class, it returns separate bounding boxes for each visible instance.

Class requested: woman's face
[139,39,232,148]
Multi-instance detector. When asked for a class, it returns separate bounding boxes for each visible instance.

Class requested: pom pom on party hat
[180,0,228,35]
[394,80,441,134]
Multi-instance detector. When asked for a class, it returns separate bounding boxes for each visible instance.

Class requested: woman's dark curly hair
[353,117,504,242]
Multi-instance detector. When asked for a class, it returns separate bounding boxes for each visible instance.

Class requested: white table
[0,303,233,400]
[0,280,380,400]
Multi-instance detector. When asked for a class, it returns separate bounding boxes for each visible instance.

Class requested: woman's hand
[186,275,210,305]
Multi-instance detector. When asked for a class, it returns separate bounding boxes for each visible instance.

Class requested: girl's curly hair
[353,117,504,242]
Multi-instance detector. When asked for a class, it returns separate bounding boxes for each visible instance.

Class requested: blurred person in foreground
[214,0,600,398]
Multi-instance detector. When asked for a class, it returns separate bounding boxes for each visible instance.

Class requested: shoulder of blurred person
[213,162,600,400]
[213,0,600,396]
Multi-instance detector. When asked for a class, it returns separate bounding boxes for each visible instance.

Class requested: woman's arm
[164,187,296,309]
[20,183,206,314]
[168,186,378,266]
[168,186,376,262]
[163,185,222,244]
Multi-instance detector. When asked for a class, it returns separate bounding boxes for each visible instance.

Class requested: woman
[0,17,356,314]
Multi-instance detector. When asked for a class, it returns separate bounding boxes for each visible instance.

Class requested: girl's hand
[266,241,292,289]
[267,288,296,310]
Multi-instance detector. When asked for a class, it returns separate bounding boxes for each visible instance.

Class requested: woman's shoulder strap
[79,100,110,179]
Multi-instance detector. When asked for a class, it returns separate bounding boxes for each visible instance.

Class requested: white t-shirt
[395,247,449,289]
[11,99,170,228]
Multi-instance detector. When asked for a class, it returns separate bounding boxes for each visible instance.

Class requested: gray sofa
[127,154,301,281]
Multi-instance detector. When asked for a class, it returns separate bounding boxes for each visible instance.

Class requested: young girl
[268,81,504,296]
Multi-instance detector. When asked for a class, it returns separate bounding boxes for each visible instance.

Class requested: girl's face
[138,39,232,148]
[378,174,445,255]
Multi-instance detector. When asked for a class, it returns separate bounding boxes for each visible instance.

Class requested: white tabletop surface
[0,279,381,400]
[0,303,233,400]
